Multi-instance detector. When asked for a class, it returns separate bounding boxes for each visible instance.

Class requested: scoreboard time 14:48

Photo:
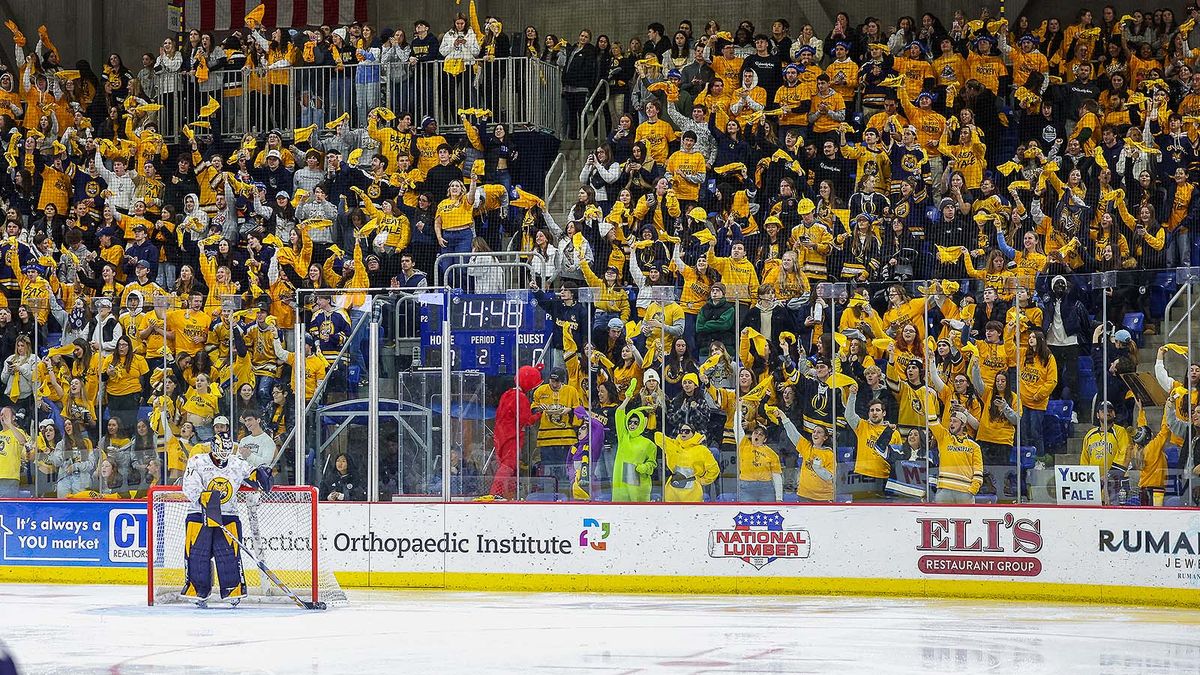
[419,293,551,375]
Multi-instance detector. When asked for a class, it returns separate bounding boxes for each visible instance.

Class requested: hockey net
[147,486,347,606]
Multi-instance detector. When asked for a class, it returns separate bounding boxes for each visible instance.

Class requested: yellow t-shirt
[436,197,474,232]
[634,119,677,163]
[167,309,211,356]
[137,312,169,358]
[852,418,898,479]
[531,383,582,448]
[181,388,220,420]
[102,354,149,397]
[738,438,782,482]
[796,438,835,501]
[0,429,21,480]
[665,150,707,202]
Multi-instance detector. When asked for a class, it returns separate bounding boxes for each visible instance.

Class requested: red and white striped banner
[185,0,367,32]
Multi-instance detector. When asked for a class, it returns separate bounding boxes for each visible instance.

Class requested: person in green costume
[612,378,658,502]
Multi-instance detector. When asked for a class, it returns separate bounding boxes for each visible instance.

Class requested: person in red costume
[489,365,544,498]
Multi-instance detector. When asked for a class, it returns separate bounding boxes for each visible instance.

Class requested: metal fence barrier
[153,57,563,143]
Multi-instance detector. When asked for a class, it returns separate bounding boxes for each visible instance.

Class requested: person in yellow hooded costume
[654,423,719,502]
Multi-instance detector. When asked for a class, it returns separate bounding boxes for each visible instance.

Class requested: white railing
[1164,268,1200,341]
[579,79,609,158]
[151,57,562,143]
[544,151,566,218]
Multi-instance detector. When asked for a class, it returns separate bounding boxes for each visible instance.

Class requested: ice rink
[2,584,1199,674]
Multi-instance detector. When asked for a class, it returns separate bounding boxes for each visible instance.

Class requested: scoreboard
[419,292,552,375]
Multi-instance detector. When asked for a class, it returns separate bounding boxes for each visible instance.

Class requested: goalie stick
[214,517,327,611]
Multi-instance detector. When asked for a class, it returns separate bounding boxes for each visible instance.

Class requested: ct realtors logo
[579,518,610,551]
[916,513,1043,577]
[708,511,810,570]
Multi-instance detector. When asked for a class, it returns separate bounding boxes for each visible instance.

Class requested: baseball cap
[1113,329,1132,343]
[266,149,282,160]
[213,415,230,427]
[607,317,625,330]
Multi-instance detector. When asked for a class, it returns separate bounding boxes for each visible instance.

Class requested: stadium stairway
[1060,297,1200,464]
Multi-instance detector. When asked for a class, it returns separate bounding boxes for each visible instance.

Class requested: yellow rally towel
[4,20,25,48]
[995,160,1022,176]
[326,112,349,129]
[48,345,75,358]
[825,372,856,389]
[511,187,544,210]
[198,96,220,118]
[698,353,723,374]
[1164,343,1191,356]
[936,245,964,263]
[293,124,317,143]
[7,366,20,400]
[738,327,768,366]
[245,4,265,28]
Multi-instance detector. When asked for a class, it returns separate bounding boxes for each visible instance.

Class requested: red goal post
[146,486,342,606]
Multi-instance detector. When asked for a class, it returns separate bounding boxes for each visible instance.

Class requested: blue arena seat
[1122,312,1145,346]
[1150,272,1178,320]
[1165,445,1181,470]
[1043,401,1073,449]
[1011,446,1036,470]
[1077,356,1097,410]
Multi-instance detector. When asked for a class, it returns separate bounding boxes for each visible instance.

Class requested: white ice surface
[1,584,1199,674]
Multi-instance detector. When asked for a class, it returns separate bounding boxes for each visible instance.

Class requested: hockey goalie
[180,432,273,607]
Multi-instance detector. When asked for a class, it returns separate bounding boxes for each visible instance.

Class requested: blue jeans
[1168,228,1192,268]
[438,228,475,281]
[255,375,276,407]
[347,308,368,371]
[538,445,571,497]
[1021,408,1045,455]
[156,263,177,291]
[738,479,776,502]
[592,310,621,332]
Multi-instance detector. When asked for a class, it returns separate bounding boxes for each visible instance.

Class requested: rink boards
[2,500,1200,607]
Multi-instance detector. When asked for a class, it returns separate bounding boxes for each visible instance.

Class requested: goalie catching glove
[247,465,274,492]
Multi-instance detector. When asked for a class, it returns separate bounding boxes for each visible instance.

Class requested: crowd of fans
[0,4,1198,505]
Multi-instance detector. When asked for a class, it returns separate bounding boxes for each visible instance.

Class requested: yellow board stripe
[339,572,1200,609]
[8,568,1200,609]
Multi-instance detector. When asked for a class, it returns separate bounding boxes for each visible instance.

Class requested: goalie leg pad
[181,513,213,599]
[214,516,247,600]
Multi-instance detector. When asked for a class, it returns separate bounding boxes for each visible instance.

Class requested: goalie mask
[210,432,234,463]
